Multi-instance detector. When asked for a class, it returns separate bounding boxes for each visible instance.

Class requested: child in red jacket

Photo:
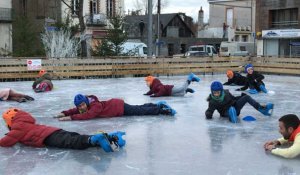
[54,94,176,121]
[144,73,200,97]
[0,108,125,152]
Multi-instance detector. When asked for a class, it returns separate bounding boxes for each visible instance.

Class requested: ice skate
[108,131,126,148]
[258,103,274,116]
[186,88,195,93]
[228,106,238,123]
[259,85,268,93]
[90,133,114,152]
[187,73,200,82]
[248,89,258,94]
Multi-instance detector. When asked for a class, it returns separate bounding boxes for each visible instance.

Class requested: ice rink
[0,74,300,175]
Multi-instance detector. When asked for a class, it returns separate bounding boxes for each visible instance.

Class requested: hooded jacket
[144,79,174,97]
[240,71,265,91]
[62,95,124,120]
[0,111,60,147]
[32,73,53,90]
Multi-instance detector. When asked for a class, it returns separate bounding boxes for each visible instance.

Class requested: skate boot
[156,101,167,108]
[259,85,268,93]
[90,133,114,152]
[228,106,238,123]
[108,131,126,148]
[258,103,274,116]
[17,97,27,103]
[187,73,200,82]
[186,88,195,93]
[248,89,258,94]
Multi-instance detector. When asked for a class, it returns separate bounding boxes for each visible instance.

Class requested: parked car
[185,45,217,57]
[186,51,209,57]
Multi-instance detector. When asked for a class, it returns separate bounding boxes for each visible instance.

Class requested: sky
[124,0,210,22]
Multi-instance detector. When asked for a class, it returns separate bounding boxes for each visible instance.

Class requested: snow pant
[44,129,93,150]
[123,103,162,116]
[233,95,261,116]
[171,81,190,96]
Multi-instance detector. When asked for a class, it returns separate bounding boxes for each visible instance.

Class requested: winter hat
[226,70,234,79]
[38,69,46,77]
[74,94,89,107]
[211,81,223,92]
[244,64,253,73]
[145,76,155,84]
[2,108,19,129]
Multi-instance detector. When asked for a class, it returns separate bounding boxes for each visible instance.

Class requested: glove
[143,93,149,95]
[235,88,241,91]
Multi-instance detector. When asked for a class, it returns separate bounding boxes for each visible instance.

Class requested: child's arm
[144,90,153,95]
[0,131,22,147]
[254,72,265,82]
[205,102,216,119]
[61,107,80,116]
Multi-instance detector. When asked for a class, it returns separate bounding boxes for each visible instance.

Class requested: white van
[121,41,148,57]
[185,45,217,57]
[220,42,254,56]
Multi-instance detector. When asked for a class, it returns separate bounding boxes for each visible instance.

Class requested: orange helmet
[226,70,234,79]
[38,69,46,77]
[145,76,155,85]
[2,108,19,129]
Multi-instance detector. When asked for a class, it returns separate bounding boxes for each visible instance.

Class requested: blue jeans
[234,95,260,115]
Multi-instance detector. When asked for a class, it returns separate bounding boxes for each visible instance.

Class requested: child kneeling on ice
[144,73,200,97]
[54,94,176,121]
[236,64,268,94]
[0,108,125,152]
[205,81,274,123]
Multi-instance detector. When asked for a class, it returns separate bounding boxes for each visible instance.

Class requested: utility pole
[156,0,161,57]
[147,0,153,57]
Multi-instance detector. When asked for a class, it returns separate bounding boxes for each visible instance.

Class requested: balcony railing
[0,8,12,22]
[85,13,107,26]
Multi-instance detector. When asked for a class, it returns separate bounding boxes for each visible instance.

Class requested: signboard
[27,59,42,70]
[262,29,300,38]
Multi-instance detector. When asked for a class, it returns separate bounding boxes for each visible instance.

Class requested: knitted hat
[2,108,19,129]
[38,69,46,77]
[211,81,223,91]
[226,70,234,79]
[74,94,89,107]
[145,76,155,85]
[244,64,253,73]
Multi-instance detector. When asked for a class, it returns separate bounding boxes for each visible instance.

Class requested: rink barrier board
[0,57,299,80]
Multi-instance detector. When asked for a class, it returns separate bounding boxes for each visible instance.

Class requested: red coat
[0,111,60,147]
[145,79,174,97]
[62,95,124,120]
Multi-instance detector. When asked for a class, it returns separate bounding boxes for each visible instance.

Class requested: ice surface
[0,74,300,175]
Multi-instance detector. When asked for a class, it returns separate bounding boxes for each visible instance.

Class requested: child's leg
[171,81,189,96]
[234,94,261,115]
[44,130,92,150]
[123,103,161,116]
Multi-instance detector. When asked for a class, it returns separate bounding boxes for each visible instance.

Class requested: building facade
[199,0,255,43]
[256,0,300,57]
[0,0,12,56]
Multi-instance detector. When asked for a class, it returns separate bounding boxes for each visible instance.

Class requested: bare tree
[61,0,87,57]
[133,0,169,15]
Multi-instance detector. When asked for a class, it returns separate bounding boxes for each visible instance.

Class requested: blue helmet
[74,94,89,107]
[211,81,223,92]
[244,63,253,73]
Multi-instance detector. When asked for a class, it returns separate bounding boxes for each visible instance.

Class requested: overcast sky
[124,0,210,22]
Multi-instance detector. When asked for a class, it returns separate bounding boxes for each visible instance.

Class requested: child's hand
[58,116,72,121]
[53,113,65,118]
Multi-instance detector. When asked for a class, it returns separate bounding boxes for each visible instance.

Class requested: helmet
[226,70,234,79]
[145,76,155,84]
[2,108,19,129]
[74,94,89,107]
[38,69,46,77]
[244,64,253,73]
[211,81,223,92]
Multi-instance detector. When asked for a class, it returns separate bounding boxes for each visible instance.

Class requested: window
[221,47,228,52]
[72,0,79,15]
[235,35,239,42]
[242,35,248,42]
[107,0,115,18]
[240,46,246,51]
[270,8,298,29]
